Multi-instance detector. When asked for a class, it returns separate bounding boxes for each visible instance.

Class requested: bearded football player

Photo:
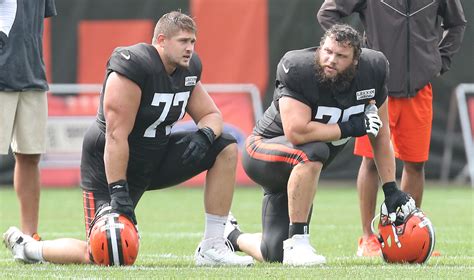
[224,24,416,266]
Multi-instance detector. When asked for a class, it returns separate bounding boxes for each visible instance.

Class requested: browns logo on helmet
[374,208,435,264]
[88,208,139,266]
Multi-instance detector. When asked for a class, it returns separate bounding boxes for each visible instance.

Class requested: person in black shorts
[224,24,415,266]
[3,11,253,267]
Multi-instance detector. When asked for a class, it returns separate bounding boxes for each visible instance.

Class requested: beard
[314,49,357,93]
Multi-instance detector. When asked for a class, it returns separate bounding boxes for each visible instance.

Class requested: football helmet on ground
[88,207,139,266]
[372,208,435,264]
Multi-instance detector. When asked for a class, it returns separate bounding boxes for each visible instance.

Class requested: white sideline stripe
[46,232,203,238]
[44,231,472,246]
[0,263,472,272]
[139,253,193,260]
[2,256,472,263]
[0,256,473,269]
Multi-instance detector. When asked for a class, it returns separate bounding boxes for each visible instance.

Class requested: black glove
[109,180,137,225]
[381,181,416,223]
[177,127,216,165]
[338,113,367,139]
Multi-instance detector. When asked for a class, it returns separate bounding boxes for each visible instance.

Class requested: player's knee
[297,142,330,164]
[14,153,41,166]
[361,157,377,172]
[261,236,285,262]
[404,161,425,174]
[300,161,323,174]
[216,142,238,166]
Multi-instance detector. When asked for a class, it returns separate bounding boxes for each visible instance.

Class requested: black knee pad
[201,132,237,170]
[213,132,237,152]
[260,192,290,262]
[296,142,330,163]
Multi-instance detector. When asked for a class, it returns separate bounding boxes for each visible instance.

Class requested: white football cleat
[224,212,240,239]
[195,236,254,266]
[3,226,38,264]
[283,234,326,266]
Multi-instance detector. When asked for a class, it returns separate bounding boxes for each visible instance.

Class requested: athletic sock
[24,240,44,262]
[289,223,309,238]
[203,213,227,240]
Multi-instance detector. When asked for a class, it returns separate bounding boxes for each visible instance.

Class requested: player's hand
[365,113,382,138]
[381,181,416,222]
[109,180,137,225]
[338,113,367,139]
[177,127,216,165]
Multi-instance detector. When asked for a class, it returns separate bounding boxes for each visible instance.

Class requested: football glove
[381,181,416,222]
[338,113,367,139]
[365,113,382,138]
[177,127,216,165]
[109,180,137,225]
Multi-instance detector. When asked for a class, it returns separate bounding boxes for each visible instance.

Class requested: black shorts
[80,122,236,236]
[242,134,344,194]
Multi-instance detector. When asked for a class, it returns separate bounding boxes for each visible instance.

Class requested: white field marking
[312,225,472,231]
[139,253,193,260]
[0,257,473,272]
[141,232,203,238]
[45,232,203,238]
[39,223,472,236]
[328,255,474,261]
[1,255,471,263]
[117,254,474,264]
[0,263,469,272]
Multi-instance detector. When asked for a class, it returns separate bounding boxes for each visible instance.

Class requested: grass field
[0,183,472,279]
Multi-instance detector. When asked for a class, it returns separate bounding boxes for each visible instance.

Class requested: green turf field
[0,184,472,279]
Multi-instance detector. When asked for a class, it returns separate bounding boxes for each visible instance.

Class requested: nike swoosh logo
[121,52,131,60]
[282,63,290,73]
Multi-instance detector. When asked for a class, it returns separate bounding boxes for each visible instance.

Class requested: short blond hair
[152,11,196,44]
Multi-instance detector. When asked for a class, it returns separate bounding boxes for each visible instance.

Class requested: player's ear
[156,34,166,48]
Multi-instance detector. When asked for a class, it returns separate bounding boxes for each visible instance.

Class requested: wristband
[108,179,128,195]
[338,122,351,139]
[382,181,397,196]
[199,127,216,144]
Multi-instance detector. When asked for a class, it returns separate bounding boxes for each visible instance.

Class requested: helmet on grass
[374,208,435,264]
[88,208,139,266]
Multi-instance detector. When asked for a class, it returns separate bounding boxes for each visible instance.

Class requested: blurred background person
[0,0,57,240]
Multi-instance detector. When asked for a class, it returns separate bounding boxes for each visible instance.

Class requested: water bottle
[365,100,378,114]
